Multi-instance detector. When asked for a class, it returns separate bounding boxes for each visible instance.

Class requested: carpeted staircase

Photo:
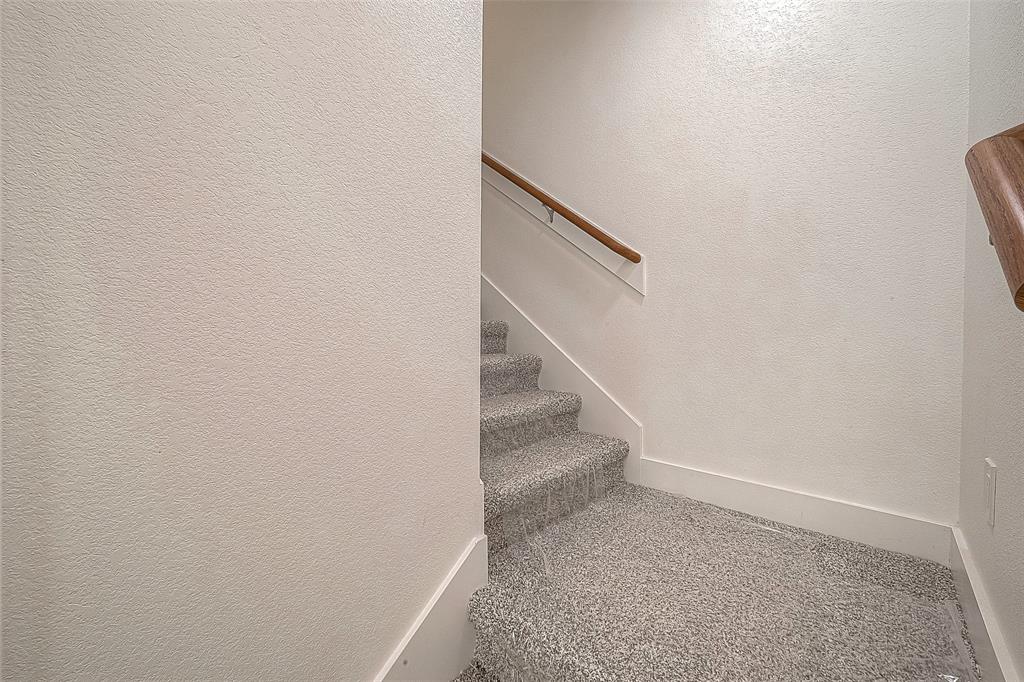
[458,321,979,682]
[477,320,628,552]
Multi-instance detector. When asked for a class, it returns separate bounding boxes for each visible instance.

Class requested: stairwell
[458,321,979,682]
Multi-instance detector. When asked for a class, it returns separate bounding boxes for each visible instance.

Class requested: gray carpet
[462,322,978,681]
[482,431,627,551]
[482,431,627,521]
[469,484,978,681]
[480,320,509,354]
[480,390,581,458]
[453,661,500,682]
[481,353,542,397]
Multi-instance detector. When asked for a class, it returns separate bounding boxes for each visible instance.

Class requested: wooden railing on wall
[966,122,1024,311]
[481,152,642,264]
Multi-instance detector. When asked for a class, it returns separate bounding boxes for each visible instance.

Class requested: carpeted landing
[462,321,978,681]
[466,484,977,681]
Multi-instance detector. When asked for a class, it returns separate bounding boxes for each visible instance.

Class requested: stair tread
[480,353,541,373]
[480,353,543,397]
[469,484,974,682]
[482,431,628,521]
[480,390,581,433]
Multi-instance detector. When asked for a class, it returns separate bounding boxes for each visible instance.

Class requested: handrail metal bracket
[541,204,555,223]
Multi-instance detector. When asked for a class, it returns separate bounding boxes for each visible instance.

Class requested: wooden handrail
[481,152,642,264]
[966,122,1024,311]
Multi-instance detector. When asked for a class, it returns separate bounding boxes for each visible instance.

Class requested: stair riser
[480,364,540,398]
[484,462,625,554]
[481,333,506,354]
[481,413,578,458]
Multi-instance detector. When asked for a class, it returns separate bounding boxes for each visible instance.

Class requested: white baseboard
[641,456,953,565]
[481,274,645,481]
[376,534,488,682]
[949,528,1019,682]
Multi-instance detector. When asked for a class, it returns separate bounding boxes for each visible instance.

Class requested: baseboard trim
[481,274,645,481]
[949,528,1019,682]
[375,534,488,682]
[641,456,953,565]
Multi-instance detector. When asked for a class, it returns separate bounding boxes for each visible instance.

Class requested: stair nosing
[482,432,628,521]
[480,353,542,371]
[480,390,581,433]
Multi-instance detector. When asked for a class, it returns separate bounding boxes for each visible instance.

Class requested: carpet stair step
[480,320,508,354]
[482,431,628,550]
[480,353,542,397]
[480,390,581,457]
[482,431,628,522]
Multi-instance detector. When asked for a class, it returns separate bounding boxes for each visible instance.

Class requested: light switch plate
[984,458,998,528]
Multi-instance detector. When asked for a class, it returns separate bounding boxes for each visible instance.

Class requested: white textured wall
[1,2,481,678]
[960,0,1024,669]
[483,1,968,522]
